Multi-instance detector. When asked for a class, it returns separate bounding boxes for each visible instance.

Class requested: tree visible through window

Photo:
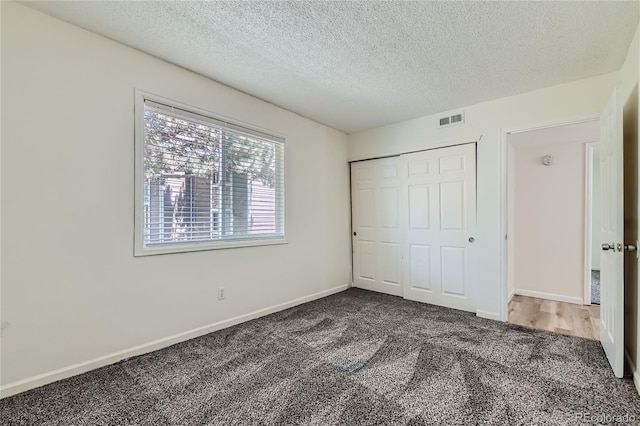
[138,97,284,253]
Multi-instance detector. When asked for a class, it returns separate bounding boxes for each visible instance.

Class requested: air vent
[439,111,464,127]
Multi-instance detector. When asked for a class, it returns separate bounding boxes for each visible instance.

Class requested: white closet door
[402,143,477,312]
[351,157,403,296]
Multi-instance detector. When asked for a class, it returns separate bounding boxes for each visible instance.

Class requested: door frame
[584,142,603,305]
[499,114,600,322]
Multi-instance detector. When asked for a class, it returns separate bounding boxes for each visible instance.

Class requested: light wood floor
[508,295,600,340]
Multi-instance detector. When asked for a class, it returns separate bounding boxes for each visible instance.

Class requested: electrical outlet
[218,287,225,300]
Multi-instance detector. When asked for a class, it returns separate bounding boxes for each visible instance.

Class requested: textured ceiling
[23,1,640,133]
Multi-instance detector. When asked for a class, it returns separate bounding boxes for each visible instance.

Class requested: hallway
[509,295,600,340]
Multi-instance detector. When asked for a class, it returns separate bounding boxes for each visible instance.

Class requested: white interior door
[402,143,477,312]
[351,157,403,296]
[599,89,624,378]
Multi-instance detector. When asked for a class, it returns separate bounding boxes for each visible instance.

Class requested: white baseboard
[625,350,640,396]
[476,310,501,321]
[508,289,515,303]
[514,289,583,305]
[0,284,349,399]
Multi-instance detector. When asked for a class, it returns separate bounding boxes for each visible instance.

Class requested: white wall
[349,73,619,319]
[592,148,602,271]
[0,2,351,394]
[512,141,586,302]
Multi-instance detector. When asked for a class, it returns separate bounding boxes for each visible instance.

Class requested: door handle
[353,231,357,236]
[602,243,615,251]
[625,240,639,258]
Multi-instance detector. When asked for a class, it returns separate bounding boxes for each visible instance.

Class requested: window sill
[134,237,288,257]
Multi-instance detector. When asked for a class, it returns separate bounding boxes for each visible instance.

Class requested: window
[135,92,285,255]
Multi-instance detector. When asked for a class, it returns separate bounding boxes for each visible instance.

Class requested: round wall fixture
[542,155,553,166]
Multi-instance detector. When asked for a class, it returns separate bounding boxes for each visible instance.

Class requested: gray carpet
[592,270,601,305]
[1,288,639,425]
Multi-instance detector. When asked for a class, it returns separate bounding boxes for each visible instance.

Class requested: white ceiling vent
[439,112,464,127]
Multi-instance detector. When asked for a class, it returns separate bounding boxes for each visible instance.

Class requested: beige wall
[512,141,586,302]
[0,2,351,395]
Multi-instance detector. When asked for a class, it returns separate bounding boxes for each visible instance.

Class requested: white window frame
[134,90,287,256]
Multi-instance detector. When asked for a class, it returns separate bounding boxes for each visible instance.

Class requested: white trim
[138,238,289,257]
[584,143,593,305]
[347,135,481,162]
[513,289,583,305]
[476,310,502,321]
[625,350,640,396]
[502,114,602,136]
[499,114,601,322]
[134,89,145,256]
[584,142,601,305]
[500,128,509,321]
[0,284,349,399]
[508,289,516,303]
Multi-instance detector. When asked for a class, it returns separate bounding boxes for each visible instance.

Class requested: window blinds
[142,99,285,248]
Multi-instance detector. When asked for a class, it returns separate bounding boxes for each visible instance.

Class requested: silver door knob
[468,237,475,243]
[602,243,615,251]
[625,244,637,252]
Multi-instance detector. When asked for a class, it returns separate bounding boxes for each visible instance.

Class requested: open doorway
[589,143,602,306]
[506,120,601,340]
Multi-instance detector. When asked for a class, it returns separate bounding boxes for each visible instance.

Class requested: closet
[351,143,477,312]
